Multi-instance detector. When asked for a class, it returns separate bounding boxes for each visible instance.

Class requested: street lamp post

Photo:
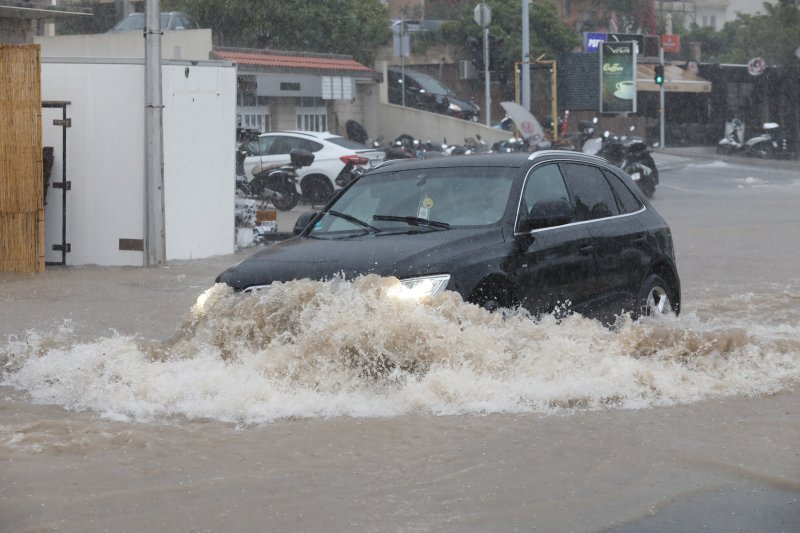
[521,0,530,111]
[474,2,492,126]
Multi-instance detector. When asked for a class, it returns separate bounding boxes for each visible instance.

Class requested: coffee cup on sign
[614,80,635,100]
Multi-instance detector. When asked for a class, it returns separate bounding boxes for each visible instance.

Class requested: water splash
[2,276,799,424]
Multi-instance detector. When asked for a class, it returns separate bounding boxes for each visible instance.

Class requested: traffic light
[654,64,664,85]
[467,36,484,71]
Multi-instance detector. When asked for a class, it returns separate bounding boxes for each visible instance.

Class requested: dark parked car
[387,67,479,122]
[110,11,198,32]
[217,151,680,321]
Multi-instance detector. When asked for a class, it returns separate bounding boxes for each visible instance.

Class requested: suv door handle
[579,245,594,255]
[633,236,647,246]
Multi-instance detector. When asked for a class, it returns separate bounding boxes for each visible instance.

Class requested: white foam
[2,277,799,424]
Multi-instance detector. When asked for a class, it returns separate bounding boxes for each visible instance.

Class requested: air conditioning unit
[459,60,477,80]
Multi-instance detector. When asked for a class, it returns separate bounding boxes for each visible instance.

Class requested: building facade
[210,48,381,138]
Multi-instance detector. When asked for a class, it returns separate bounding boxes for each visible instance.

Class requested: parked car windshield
[412,73,455,96]
[309,166,517,238]
[111,13,193,31]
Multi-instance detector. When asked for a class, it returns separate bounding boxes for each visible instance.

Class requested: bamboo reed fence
[1,44,44,272]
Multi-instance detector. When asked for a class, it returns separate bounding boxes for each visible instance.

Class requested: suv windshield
[309,166,517,238]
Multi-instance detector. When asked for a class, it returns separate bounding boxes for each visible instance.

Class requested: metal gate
[42,101,71,266]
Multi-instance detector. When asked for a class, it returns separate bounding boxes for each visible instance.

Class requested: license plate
[630,172,641,181]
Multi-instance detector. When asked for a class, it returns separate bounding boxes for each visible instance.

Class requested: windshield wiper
[372,215,450,230]
[327,210,379,233]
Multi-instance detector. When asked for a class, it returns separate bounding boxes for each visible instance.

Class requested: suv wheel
[636,274,674,318]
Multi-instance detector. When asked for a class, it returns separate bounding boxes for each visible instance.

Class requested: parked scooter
[591,126,658,198]
[560,117,599,152]
[743,122,792,159]
[717,118,745,155]
[237,149,313,211]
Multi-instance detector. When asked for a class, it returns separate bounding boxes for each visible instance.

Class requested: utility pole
[659,46,666,148]
[144,0,165,266]
[400,15,406,108]
[483,25,490,126]
[521,0,531,111]
[474,2,492,126]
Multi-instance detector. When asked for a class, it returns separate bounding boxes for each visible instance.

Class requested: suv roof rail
[528,150,608,164]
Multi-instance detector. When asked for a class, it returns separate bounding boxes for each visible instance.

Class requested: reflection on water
[2,276,799,424]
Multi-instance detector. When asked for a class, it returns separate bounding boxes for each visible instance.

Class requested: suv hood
[217,227,504,290]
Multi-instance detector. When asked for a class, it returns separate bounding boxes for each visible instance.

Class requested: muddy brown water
[1,159,799,532]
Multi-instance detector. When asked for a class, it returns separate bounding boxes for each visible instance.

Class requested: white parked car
[242,131,385,204]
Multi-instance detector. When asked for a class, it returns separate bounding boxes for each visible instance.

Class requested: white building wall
[35,29,213,61]
[41,59,235,266]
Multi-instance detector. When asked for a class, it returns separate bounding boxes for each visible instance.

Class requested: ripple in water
[2,276,798,424]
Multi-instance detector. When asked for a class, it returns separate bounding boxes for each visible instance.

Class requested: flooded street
[1,154,799,532]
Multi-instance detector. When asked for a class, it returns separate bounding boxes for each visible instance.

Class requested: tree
[176,0,391,65]
[438,0,579,89]
[581,0,657,34]
[684,0,800,65]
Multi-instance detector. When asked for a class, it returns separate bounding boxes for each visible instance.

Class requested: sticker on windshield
[418,195,433,219]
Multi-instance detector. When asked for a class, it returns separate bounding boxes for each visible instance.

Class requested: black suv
[387,67,479,122]
[217,151,680,321]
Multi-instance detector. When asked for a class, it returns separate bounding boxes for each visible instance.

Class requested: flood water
[1,157,799,532]
[2,276,799,426]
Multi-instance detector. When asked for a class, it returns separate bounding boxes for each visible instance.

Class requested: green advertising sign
[600,42,636,113]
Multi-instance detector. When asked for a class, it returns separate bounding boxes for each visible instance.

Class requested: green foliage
[176,0,391,64]
[439,0,579,81]
[685,0,800,65]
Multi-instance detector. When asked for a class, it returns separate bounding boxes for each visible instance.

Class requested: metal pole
[144,0,165,266]
[521,0,530,111]
[551,61,558,142]
[400,15,405,108]
[483,26,491,126]
[659,46,665,148]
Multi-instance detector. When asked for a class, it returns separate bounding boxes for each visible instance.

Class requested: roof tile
[211,49,373,73]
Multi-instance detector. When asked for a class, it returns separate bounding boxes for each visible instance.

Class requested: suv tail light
[340,154,370,166]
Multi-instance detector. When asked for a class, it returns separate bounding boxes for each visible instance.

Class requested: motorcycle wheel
[271,182,299,211]
[752,142,773,159]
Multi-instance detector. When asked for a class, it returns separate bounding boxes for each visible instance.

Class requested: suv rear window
[561,163,620,221]
[603,169,643,213]
[327,137,369,150]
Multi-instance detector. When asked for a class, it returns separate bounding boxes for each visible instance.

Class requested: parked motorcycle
[743,122,792,159]
[590,126,658,198]
[237,149,313,211]
[717,118,745,155]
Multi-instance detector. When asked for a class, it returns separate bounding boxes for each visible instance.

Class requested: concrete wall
[35,29,212,60]
[367,61,512,146]
[372,103,514,146]
[0,17,32,44]
[41,59,235,266]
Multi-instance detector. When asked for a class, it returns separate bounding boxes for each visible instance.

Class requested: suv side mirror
[293,210,320,235]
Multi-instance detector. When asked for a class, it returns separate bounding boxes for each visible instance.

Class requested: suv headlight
[388,274,451,300]
[448,102,462,112]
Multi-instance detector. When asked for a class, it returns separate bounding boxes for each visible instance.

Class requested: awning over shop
[637,63,712,93]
